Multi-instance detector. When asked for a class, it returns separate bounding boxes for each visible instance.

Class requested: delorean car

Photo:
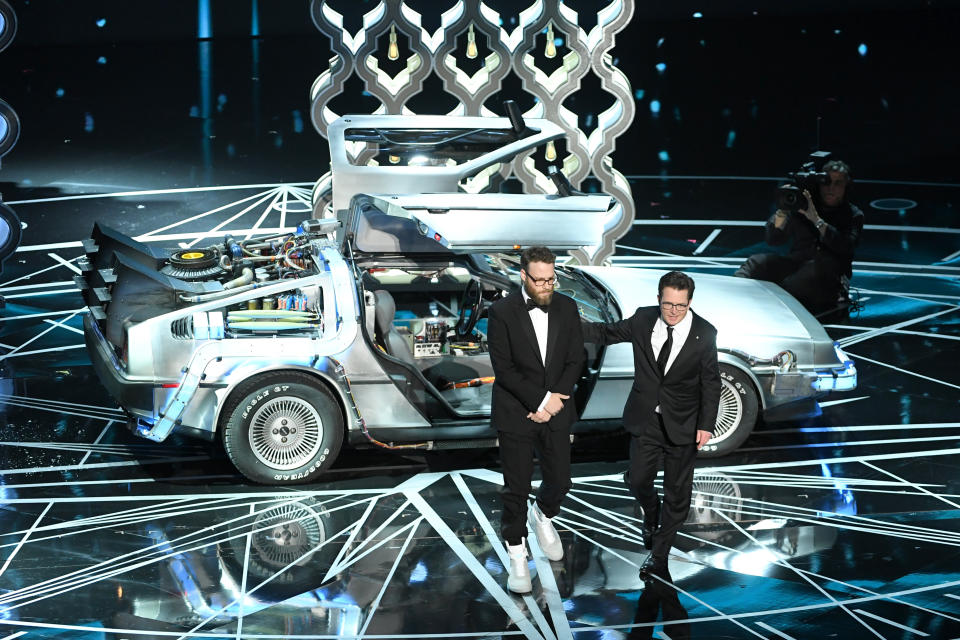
[78,109,856,484]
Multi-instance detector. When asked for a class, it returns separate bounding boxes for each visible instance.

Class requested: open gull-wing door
[327,111,564,219]
[349,192,612,253]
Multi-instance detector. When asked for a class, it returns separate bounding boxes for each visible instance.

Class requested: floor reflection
[628,574,690,640]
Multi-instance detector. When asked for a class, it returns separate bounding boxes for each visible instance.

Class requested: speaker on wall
[0,0,21,276]
[0,0,16,54]
[0,98,20,158]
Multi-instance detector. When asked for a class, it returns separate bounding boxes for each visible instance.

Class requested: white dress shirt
[651,309,692,414]
[521,290,552,412]
[651,309,692,374]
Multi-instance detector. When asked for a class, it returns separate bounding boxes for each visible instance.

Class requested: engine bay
[77,220,340,350]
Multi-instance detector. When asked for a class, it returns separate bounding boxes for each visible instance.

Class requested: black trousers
[625,416,698,561]
[498,425,572,545]
[734,252,843,314]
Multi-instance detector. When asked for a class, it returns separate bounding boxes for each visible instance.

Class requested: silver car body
[80,112,855,482]
[577,266,856,420]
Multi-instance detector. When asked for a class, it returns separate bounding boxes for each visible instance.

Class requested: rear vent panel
[171,316,194,340]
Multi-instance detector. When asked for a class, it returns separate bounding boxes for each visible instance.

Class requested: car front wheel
[221,372,343,485]
[698,364,759,458]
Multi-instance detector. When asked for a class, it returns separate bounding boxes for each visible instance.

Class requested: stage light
[0,99,19,158]
[545,140,557,161]
[0,0,16,53]
[466,23,478,59]
[387,25,399,61]
[0,201,21,267]
[544,23,557,59]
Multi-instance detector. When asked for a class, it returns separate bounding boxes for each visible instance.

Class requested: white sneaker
[506,539,532,593]
[528,502,563,561]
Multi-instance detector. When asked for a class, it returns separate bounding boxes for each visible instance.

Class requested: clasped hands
[527,392,569,424]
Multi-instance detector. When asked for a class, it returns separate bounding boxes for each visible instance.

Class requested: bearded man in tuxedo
[487,246,585,593]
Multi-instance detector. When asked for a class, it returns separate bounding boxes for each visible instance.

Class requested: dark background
[1,0,958,196]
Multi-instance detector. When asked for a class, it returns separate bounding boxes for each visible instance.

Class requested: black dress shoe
[639,555,668,580]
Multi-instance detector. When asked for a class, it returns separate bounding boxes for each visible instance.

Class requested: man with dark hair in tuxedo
[487,246,585,593]
[583,270,720,578]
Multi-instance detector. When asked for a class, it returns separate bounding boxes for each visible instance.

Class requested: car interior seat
[373,289,415,365]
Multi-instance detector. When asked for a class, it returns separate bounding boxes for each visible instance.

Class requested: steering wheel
[454,278,485,340]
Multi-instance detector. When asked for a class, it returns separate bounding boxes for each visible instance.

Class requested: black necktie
[526,299,549,313]
[657,326,673,375]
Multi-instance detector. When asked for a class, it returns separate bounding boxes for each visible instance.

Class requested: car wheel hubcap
[712,378,743,444]
[249,396,322,470]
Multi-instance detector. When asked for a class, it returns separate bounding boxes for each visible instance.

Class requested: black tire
[698,364,759,458]
[221,371,343,485]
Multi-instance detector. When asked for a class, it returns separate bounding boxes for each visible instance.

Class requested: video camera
[775,150,834,213]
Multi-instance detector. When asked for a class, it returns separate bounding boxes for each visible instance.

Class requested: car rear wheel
[221,372,343,485]
[698,364,759,458]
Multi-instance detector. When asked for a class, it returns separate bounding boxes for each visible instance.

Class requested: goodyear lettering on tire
[271,448,332,482]
[721,371,747,395]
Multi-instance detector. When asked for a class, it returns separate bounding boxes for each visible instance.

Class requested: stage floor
[0,176,957,639]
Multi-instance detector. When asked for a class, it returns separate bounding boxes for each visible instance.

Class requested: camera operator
[734,159,864,315]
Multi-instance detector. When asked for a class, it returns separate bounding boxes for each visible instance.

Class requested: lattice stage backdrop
[308,0,635,265]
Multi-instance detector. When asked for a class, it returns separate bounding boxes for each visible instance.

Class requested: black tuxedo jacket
[487,291,585,433]
[584,306,720,444]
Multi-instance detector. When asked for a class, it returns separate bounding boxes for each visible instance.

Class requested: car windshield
[343,127,534,167]
[482,254,611,322]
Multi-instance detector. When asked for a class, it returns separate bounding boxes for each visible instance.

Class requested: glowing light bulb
[466,24,478,59]
[545,23,557,59]
[545,140,557,161]
[388,25,400,61]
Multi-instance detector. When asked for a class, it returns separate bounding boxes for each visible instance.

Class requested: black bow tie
[526,299,549,313]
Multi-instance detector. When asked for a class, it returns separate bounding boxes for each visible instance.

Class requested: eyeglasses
[527,275,559,287]
[660,302,689,311]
